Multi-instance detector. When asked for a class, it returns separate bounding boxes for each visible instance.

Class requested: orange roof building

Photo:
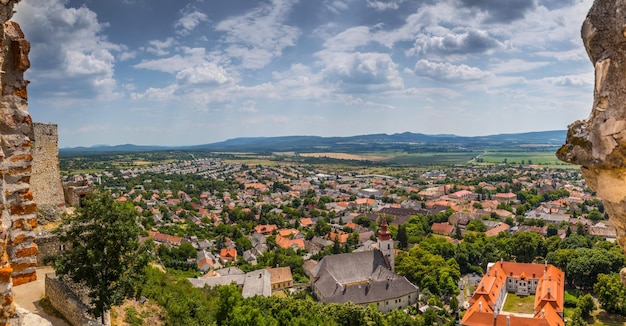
[300,218,313,228]
[461,261,564,326]
[254,224,278,235]
[275,235,305,250]
[431,222,454,236]
[485,223,511,237]
[219,248,237,263]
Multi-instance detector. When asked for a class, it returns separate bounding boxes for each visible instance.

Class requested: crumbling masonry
[557,0,626,283]
[0,0,38,324]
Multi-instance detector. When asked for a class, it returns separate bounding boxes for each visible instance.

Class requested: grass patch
[593,310,626,325]
[502,293,536,314]
[272,290,288,298]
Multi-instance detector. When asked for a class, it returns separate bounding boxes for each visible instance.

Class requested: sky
[12,0,594,148]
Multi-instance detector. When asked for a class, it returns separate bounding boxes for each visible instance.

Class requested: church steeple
[377,218,394,270]
[378,218,392,241]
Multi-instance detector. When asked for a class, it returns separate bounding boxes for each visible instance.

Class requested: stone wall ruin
[0,0,38,324]
[31,122,64,224]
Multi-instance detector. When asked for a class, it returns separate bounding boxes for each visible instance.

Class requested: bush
[563,290,578,308]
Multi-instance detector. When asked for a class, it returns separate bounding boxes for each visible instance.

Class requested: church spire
[378,218,392,241]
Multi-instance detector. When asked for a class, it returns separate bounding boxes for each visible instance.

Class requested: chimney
[542,309,545,318]
[479,302,483,312]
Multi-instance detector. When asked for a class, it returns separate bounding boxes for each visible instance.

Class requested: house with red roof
[219,248,237,263]
[461,261,564,326]
[431,222,454,236]
[275,235,305,250]
[300,218,313,228]
[485,223,510,237]
[254,224,278,235]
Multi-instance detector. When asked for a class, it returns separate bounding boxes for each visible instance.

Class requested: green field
[479,150,567,166]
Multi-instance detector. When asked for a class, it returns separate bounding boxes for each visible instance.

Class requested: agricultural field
[478,150,566,166]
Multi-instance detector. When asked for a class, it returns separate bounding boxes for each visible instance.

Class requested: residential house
[254,224,278,235]
[189,268,272,298]
[276,235,305,251]
[220,248,237,263]
[267,266,293,291]
[485,223,511,237]
[431,222,454,236]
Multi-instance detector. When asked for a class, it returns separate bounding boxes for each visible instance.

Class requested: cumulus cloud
[175,8,209,36]
[215,0,301,69]
[540,73,593,87]
[413,59,491,81]
[409,29,501,56]
[457,0,536,23]
[367,0,408,10]
[13,0,122,99]
[319,51,404,92]
[176,63,232,85]
[144,38,175,56]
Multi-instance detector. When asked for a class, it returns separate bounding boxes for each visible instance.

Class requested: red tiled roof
[254,224,278,235]
[462,261,564,326]
[220,248,237,261]
[431,222,454,235]
[275,235,305,250]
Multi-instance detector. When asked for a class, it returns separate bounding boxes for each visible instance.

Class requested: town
[36,151,622,325]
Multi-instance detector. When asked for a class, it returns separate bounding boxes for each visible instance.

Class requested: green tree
[397,224,408,250]
[55,192,152,323]
[546,224,558,237]
[594,273,626,315]
[569,308,587,326]
[577,293,595,317]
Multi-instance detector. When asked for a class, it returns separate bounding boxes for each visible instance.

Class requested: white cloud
[367,0,407,10]
[489,59,550,74]
[323,26,371,52]
[539,73,593,87]
[14,0,122,99]
[323,0,350,14]
[134,47,209,73]
[319,51,404,92]
[413,59,492,81]
[176,63,232,85]
[215,0,301,69]
[408,29,502,57]
[144,38,175,56]
[175,9,209,36]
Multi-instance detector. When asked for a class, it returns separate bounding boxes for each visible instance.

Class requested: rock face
[0,0,39,324]
[557,0,626,281]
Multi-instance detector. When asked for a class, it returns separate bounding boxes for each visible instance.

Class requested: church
[309,219,419,313]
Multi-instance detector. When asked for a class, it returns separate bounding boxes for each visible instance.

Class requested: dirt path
[13,266,70,326]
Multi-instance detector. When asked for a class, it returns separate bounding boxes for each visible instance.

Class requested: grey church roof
[311,250,418,305]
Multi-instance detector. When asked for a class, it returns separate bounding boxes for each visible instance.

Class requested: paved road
[13,267,69,326]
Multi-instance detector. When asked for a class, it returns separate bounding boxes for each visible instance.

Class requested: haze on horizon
[13,0,593,148]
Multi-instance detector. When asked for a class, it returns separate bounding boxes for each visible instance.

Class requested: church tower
[377,218,395,270]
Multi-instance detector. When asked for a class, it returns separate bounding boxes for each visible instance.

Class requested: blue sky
[13,0,593,148]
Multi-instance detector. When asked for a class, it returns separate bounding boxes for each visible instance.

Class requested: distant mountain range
[59,130,567,154]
